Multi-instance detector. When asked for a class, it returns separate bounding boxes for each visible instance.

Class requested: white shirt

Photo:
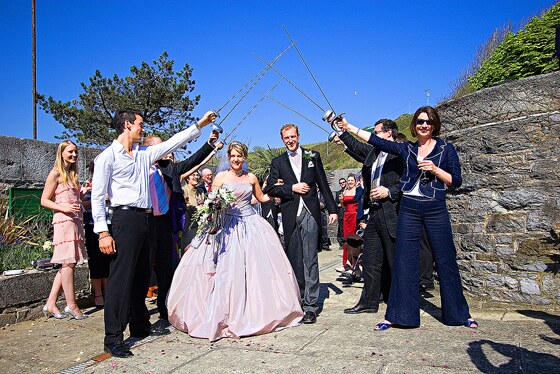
[371,151,388,188]
[91,125,201,233]
[287,147,308,216]
[405,155,424,197]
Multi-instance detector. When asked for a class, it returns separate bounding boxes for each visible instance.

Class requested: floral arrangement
[192,186,236,236]
[302,150,316,160]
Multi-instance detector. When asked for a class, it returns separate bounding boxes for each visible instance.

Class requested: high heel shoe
[42,305,66,320]
[64,305,88,320]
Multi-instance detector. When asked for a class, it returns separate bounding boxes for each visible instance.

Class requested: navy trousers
[385,196,470,327]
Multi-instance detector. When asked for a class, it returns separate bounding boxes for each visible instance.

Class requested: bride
[167,141,303,341]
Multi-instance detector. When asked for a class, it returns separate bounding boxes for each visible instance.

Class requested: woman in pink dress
[41,140,89,320]
[167,142,303,341]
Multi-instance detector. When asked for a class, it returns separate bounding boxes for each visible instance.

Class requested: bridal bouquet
[192,186,236,236]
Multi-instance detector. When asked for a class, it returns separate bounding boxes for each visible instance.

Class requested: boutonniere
[302,150,316,160]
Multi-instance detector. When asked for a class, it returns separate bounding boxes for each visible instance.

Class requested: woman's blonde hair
[227,141,248,159]
[55,140,79,186]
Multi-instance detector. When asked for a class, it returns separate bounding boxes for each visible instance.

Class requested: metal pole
[32,0,37,139]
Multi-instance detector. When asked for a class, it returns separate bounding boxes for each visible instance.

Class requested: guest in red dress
[339,174,364,269]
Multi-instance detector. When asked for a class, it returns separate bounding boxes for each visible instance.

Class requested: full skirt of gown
[167,183,303,341]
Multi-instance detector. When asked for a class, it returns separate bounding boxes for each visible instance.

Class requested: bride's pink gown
[167,182,303,341]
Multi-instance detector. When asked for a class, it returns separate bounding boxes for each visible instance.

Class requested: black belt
[113,205,153,214]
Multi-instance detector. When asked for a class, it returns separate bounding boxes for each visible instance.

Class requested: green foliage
[0,195,54,271]
[394,113,413,140]
[38,52,200,146]
[247,141,361,179]
[468,3,560,90]
[248,146,286,180]
[447,22,514,99]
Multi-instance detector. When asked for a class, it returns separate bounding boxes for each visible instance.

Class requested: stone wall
[0,136,101,192]
[438,71,560,307]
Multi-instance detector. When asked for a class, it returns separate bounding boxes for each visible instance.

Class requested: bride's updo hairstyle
[228,141,248,159]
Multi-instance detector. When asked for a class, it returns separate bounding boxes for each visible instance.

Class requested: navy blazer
[340,131,404,238]
[365,134,462,201]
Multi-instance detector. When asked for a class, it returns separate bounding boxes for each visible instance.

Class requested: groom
[264,124,337,324]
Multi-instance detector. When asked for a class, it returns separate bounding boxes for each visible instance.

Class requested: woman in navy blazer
[335,106,477,331]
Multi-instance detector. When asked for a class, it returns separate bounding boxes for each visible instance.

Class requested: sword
[282,26,345,131]
[263,94,343,142]
[222,82,280,144]
[210,43,294,134]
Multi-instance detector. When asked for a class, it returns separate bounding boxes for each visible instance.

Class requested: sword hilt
[322,110,345,131]
[211,109,220,118]
[328,130,343,142]
[212,123,224,134]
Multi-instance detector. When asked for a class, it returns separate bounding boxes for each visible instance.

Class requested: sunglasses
[415,119,432,126]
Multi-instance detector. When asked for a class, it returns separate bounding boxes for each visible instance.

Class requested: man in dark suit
[264,124,337,324]
[143,131,222,326]
[338,119,404,314]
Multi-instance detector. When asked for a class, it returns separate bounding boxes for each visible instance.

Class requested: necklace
[230,168,243,176]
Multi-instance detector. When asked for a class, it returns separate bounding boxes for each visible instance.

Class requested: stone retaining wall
[0,136,101,192]
[439,71,560,307]
[0,266,92,325]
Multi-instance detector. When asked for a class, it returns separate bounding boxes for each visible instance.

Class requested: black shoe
[130,324,171,339]
[420,284,435,292]
[301,311,317,324]
[344,304,378,314]
[150,324,171,336]
[104,342,133,358]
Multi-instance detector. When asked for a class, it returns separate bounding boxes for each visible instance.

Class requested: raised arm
[148,111,217,163]
[335,117,405,157]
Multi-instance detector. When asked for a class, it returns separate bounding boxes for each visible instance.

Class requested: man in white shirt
[92,109,216,358]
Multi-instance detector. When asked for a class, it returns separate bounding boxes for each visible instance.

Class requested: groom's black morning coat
[264,148,337,249]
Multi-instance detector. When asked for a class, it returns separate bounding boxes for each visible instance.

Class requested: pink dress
[50,183,87,264]
[167,182,303,341]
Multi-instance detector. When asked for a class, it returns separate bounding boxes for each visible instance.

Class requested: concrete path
[1,248,559,373]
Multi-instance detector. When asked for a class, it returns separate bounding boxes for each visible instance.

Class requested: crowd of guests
[38,105,476,359]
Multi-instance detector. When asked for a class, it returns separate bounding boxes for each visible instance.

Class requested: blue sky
[1,0,557,152]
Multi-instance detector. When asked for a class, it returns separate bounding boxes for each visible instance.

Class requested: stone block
[496,246,515,255]
[542,275,560,294]
[509,260,548,272]
[0,266,90,310]
[497,189,542,210]
[520,279,541,295]
[494,235,512,244]
[21,138,57,183]
[471,261,498,272]
[0,136,23,182]
[486,213,526,234]
[486,275,505,288]
[504,276,518,289]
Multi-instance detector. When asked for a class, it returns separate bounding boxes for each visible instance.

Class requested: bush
[0,195,54,272]
[468,3,560,90]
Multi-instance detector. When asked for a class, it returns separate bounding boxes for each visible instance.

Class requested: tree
[468,3,560,90]
[248,146,286,180]
[38,52,200,146]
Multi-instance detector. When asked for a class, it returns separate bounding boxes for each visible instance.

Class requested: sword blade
[282,25,336,112]
[253,52,325,113]
[216,42,294,114]
[223,82,280,142]
[217,43,293,125]
[264,94,329,134]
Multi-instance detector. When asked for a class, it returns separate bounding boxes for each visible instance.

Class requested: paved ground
[1,248,559,374]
